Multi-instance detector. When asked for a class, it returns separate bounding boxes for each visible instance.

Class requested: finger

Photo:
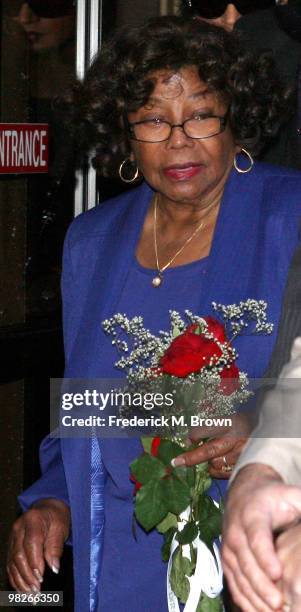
[226,541,282,609]
[171,437,237,467]
[208,466,233,479]
[22,519,46,582]
[8,527,41,591]
[286,587,301,612]
[225,567,261,612]
[8,563,35,594]
[7,566,18,592]
[222,513,282,606]
[210,447,243,471]
[276,557,301,611]
[245,520,283,580]
[275,490,301,527]
[224,546,282,611]
[43,525,66,574]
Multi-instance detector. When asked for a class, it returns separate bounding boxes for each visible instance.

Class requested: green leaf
[141,437,153,454]
[176,521,198,545]
[130,454,166,484]
[135,479,167,531]
[196,593,223,612]
[196,460,211,477]
[171,324,182,338]
[157,439,185,465]
[170,546,191,603]
[195,462,212,495]
[193,326,202,336]
[197,495,222,550]
[161,527,177,562]
[157,512,178,534]
[198,477,212,495]
[176,465,196,489]
[165,475,192,515]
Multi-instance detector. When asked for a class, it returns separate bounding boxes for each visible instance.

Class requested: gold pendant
[152,275,162,287]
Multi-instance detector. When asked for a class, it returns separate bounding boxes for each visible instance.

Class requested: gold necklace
[152,195,218,288]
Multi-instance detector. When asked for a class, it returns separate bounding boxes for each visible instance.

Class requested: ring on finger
[221,455,233,473]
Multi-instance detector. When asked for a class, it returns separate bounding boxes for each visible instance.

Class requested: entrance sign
[0,123,49,174]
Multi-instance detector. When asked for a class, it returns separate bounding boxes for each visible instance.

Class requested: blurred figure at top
[15,0,75,54]
[11,0,76,318]
[180,0,277,32]
[181,0,301,169]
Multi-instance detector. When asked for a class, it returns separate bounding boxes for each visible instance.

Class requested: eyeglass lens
[131,117,224,142]
[194,0,275,19]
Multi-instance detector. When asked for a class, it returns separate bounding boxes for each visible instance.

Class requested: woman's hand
[275,523,301,611]
[172,435,248,478]
[171,414,250,478]
[7,498,70,593]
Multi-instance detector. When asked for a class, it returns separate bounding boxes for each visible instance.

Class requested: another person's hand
[222,464,301,612]
[275,523,301,612]
[7,498,70,593]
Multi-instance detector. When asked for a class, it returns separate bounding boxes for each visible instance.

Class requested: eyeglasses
[187,0,275,20]
[127,112,228,143]
[27,0,75,18]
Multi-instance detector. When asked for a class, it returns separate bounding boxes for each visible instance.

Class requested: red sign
[0,123,49,174]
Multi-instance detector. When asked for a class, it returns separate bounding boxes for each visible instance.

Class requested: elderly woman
[7,16,301,612]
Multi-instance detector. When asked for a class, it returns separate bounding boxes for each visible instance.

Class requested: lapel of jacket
[197,164,264,313]
[67,181,154,376]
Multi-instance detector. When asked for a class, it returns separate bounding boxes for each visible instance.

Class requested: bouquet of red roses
[103,300,273,612]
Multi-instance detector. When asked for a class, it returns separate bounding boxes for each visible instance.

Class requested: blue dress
[19,162,301,611]
[98,257,208,611]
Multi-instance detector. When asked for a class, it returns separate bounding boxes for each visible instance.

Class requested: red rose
[151,437,161,457]
[203,316,227,343]
[159,329,222,377]
[219,363,240,395]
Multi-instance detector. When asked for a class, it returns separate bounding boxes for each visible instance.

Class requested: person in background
[14,0,76,97]
[16,0,75,55]
[180,0,277,32]
[220,237,301,612]
[222,343,301,611]
[180,0,301,169]
[12,0,76,317]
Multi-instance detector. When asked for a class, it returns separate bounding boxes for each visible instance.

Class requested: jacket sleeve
[18,436,69,510]
[231,337,301,485]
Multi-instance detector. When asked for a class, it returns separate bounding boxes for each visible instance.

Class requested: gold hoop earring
[234,148,254,174]
[119,158,140,183]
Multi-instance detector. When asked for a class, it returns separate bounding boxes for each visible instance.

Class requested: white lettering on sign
[0,124,49,174]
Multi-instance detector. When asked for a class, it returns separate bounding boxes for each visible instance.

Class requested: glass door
[0,1,97,599]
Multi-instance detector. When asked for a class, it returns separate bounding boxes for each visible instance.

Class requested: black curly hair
[69,16,293,177]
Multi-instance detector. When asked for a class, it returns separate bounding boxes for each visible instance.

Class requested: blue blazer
[19,162,301,611]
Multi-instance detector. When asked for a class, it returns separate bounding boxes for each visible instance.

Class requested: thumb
[271,487,301,530]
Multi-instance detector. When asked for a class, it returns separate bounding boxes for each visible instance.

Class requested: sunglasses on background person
[185,0,276,19]
[26,0,75,18]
